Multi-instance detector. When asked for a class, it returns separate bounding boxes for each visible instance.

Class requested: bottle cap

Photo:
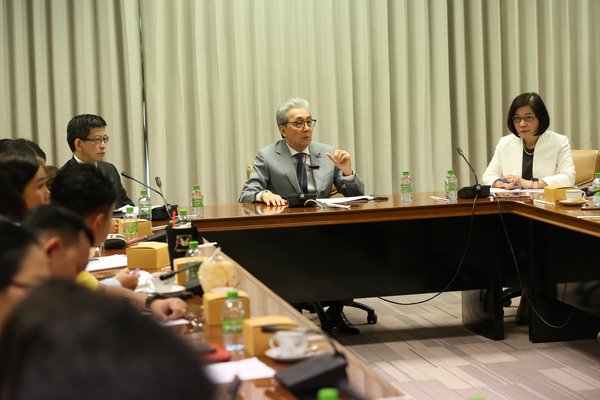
[189,240,199,249]
[126,206,134,213]
[226,290,238,299]
[140,189,148,195]
[402,170,409,175]
[317,388,339,400]
[179,209,188,216]
[193,184,200,190]
[448,169,454,174]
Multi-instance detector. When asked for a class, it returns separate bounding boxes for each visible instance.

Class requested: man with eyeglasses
[239,97,364,334]
[239,97,364,205]
[62,114,133,209]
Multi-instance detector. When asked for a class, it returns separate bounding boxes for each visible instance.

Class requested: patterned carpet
[308,292,600,400]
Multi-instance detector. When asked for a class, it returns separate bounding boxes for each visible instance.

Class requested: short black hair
[6,139,47,161]
[51,164,116,218]
[507,92,550,137]
[0,138,13,153]
[66,114,107,152]
[0,221,40,291]
[0,153,43,221]
[23,204,94,248]
[0,279,217,400]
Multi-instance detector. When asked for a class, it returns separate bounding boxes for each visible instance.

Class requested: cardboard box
[243,316,298,356]
[543,186,575,204]
[118,219,152,237]
[126,242,170,272]
[203,290,250,326]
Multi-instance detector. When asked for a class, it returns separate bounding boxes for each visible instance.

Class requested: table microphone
[159,261,202,280]
[456,147,491,198]
[121,171,172,218]
[154,176,172,215]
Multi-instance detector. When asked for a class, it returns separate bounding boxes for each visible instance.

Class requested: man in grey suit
[62,114,133,209]
[239,98,364,334]
[239,98,364,205]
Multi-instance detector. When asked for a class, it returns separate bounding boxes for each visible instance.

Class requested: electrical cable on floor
[494,196,575,329]
[378,195,479,306]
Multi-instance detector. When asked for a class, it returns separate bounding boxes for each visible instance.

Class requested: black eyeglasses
[512,115,536,123]
[82,136,110,145]
[286,119,317,129]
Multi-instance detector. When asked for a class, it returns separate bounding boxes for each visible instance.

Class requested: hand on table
[114,267,139,290]
[262,191,288,206]
[150,297,187,322]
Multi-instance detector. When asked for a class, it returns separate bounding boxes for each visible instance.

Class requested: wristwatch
[144,293,165,310]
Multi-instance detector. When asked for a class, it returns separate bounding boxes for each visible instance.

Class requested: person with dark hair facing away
[0,221,50,330]
[62,114,133,209]
[482,92,576,324]
[0,279,217,400]
[3,138,47,166]
[51,164,186,322]
[0,153,50,222]
[23,205,95,280]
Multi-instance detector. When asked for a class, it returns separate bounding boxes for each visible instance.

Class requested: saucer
[157,284,186,295]
[559,199,588,206]
[264,347,321,363]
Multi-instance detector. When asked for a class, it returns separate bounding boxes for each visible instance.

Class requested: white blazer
[481,130,576,187]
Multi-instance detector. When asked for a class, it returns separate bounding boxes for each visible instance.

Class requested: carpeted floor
[306,292,600,400]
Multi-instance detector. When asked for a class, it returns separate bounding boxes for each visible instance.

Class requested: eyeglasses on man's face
[82,136,110,145]
[286,119,317,129]
[512,115,536,123]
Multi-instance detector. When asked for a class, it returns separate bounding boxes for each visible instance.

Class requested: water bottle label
[192,198,204,208]
[222,318,243,334]
[127,221,138,235]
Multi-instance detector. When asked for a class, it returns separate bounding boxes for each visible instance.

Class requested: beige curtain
[0,0,145,193]
[3,0,599,206]
[141,0,600,205]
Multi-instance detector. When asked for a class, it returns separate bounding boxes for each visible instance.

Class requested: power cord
[378,195,479,306]
[494,196,575,329]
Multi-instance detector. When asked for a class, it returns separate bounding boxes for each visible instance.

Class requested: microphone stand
[154,176,171,215]
[456,147,491,198]
[120,171,171,216]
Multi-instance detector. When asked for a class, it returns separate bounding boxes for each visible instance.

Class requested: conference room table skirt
[205,213,513,340]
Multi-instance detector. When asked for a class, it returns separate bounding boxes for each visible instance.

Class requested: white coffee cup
[151,271,176,293]
[565,189,586,201]
[268,330,308,357]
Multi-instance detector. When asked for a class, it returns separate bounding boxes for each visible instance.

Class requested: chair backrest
[571,149,600,187]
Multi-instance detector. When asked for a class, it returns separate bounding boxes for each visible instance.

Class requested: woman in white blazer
[482,92,576,189]
[482,92,576,325]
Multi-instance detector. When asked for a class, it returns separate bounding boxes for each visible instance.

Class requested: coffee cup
[565,189,586,201]
[151,271,176,293]
[268,330,308,357]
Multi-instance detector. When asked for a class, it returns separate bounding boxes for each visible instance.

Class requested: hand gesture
[326,149,353,176]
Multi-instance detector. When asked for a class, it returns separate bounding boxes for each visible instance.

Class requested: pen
[498,178,519,187]
[130,267,140,275]
[430,196,450,202]
[533,199,555,206]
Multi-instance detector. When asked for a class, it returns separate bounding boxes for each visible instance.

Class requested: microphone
[154,176,171,216]
[120,172,173,219]
[456,147,491,198]
[159,261,202,280]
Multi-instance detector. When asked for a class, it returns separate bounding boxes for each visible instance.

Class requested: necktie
[294,153,308,193]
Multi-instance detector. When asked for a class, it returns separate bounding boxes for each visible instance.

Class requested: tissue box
[203,290,250,326]
[243,316,298,356]
[118,219,152,237]
[543,186,574,204]
[126,242,170,272]
[172,256,205,286]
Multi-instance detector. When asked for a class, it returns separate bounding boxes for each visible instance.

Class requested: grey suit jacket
[239,140,365,203]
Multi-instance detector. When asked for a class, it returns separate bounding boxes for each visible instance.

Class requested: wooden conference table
[193,192,600,343]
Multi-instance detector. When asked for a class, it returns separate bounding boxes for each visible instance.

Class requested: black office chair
[298,300,378,332]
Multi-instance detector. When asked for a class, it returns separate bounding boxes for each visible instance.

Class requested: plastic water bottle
[138,189,152,221]
[123,207,139,241]
[175,209,192,228]
[185,240,202,281]
[592,172,600,207]
[222,290,246,358]
[445,169,458,201]
[400,170,413,203]
[191,184,204,217]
